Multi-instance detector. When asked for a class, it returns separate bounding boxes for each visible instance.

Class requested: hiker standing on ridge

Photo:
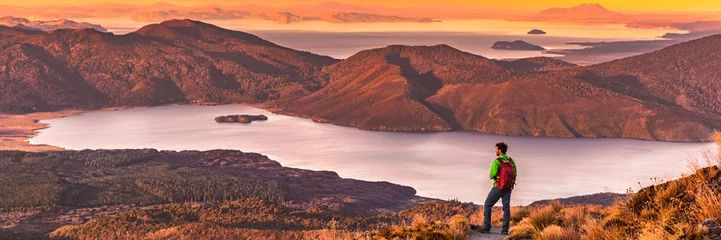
[480,142,517,235]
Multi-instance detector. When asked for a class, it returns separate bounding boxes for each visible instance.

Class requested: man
[480,142,517,235]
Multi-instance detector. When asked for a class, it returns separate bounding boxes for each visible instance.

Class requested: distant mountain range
[0,20,720,141]
[275,41,721,142]
[129,8,436,23]
[0,16,107,32]
[538,3,622,18]
[0,2,448,24]
[519,3,625,22]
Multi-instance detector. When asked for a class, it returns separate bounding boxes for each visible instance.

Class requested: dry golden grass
[507,219,534,239]
[511,206,531,223]
[694,186,721,223]
[445,214,471,240]
[534,225,579,240]
[562,206,589,230]
[526,204,560,230]
[375,213,471,240]
[581,219,623,240]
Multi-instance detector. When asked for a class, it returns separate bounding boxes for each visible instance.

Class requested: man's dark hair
[496,142,508,154]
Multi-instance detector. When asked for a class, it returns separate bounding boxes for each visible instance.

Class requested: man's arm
[489,159,500,180]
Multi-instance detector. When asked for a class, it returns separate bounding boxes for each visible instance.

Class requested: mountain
[129,9,434,23]
[0,16,107,32]
[273,45,519,131]
[1,20,720,141]
[491,40,545,51]
[0,19,337,113]
[0,25,43,37]
[539,3,621,16]
[525,3,624,22]
[275,37,721,141]
[497,57,577,72]
[585,34,721,115]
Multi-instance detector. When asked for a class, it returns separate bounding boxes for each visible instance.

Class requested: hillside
[586,34,721,115]
[273,45,519,131]
[0,149,417,237]
[0,19,337,113]
[1,20,720,141]
[1,134,718,239]
[275,38,721,141]
[0,26,43,38]
[497,57,577,72]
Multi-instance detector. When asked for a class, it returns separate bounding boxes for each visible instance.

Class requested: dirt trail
[467,227,506,240]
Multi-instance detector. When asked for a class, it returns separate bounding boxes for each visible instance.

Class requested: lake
[29,105,714,205]
[83,18,681,60]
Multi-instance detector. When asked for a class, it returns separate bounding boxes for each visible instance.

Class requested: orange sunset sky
[7,0,721,12]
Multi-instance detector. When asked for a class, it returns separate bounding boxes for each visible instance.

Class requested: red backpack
[496,157,516,190]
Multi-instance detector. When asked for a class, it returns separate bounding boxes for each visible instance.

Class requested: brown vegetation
[0,19,337,113]
[504,132,721,239]
[277,37,721,141]
[0,149,418,238]
[1,20,719,141]
[3,134,720,239]
[215,114,268,123]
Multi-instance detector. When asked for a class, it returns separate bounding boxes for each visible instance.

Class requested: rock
[215,114,268,123]
[702,218,721,239]
[491,40,545,51]
[528,29,547,35]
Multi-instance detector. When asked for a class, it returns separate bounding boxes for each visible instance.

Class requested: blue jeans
[482,187,512,233]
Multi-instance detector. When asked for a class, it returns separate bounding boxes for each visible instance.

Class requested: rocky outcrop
[215,114,268,123]
[530,193,629,207]
[491,40,545,51]
[527,29,546,34]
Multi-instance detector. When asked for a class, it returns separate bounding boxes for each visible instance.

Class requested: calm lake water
[30,105,714,205]
[83,18,680,60]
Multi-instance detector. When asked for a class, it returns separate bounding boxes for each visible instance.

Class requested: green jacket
[489,154,517,187]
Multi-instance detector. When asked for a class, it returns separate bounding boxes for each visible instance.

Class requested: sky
[7,0,721,12]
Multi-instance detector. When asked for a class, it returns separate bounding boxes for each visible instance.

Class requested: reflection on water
[30,105,713,205]
[80,18,682,60]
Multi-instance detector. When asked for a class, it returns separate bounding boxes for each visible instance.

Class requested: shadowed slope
[274,45,519,131]
[276,38,721,141]
[0,19,338,113]
[585,35,721,114]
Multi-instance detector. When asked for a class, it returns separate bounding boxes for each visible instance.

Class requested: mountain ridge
[0,19,338,113]
[274,36,721,142]
[0,20,720,141]
[0,16,107,32]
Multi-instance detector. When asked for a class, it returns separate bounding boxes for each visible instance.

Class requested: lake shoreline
[1,103,712,154]
[28,104,712,205]
[266,105,715,143]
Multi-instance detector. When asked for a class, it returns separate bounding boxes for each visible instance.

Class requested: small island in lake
[528,29,547,34]
[215,114,268,123]
[491,40,546,51]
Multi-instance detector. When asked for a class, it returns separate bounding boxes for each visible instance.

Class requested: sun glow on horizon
[5,0,721,12]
